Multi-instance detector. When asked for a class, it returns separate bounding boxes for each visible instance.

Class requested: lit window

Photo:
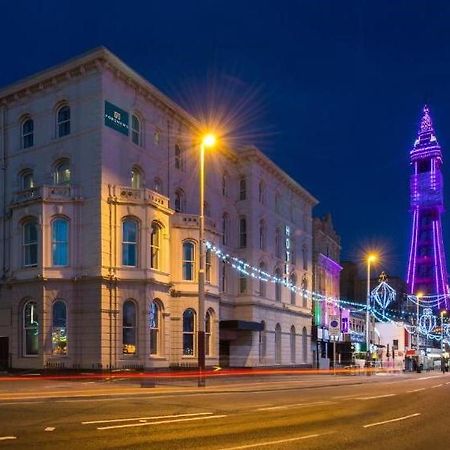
[54,160,71,185]
[183,309,196,356]
[239,217,247,249]
[122,219,138,267]
[23,219,38,267]
[150,301,160,355]
[21,170,34,190]
[52,218,69,266]
[23,301,39,356]
[182,241,195,280]
[131,167,143,189]
[52,301,67,356]
[150,221,161,270]
[57,105,71,137]
[22,118,34,148]
[131,115,141,146]
[122,300,137,355]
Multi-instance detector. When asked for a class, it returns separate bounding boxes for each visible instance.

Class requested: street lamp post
[440,310,446,353]
[416,292,423,355]
[198,133,216,387]
[366,255,377,365]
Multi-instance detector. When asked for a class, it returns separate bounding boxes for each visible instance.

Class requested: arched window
[122,300,137,355]
[150,221,162,270]
[149,300,161,355]
[259,262,267,297]
[182,241,195,280]
[131,114,141,146]
[52,218,69,266]
[174,189,185,212]
[23,301,39,355]
[21,169,34,190]
[220,261,227,292]
[259,219,266,250]
[53,159,71,185]
[290,326,296,364]
[302,327,308,362]
[122,218,138,267]
[239,216,247,248]
[22,118,34,148]
[23,218,38,267]
[205,248,212,283]
[131,166,143,189]
[52,301,67,355]
[275,323,282,364]
[239,177,246,201]
[259,321,266,362]
[175,144,183,170]
[205,309,213,356]
[239,260,247,294]
[275,268,282,302]
[302,277,308,308]
[275,227,281,258]
[183,308,196,356]
[153,177,162,193]
[56,104,71,137]
[290,273,297,305]
[222,213,228,246]
[258,181,265,204]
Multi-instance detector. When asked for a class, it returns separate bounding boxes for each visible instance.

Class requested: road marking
[356,394,396,400]
[407,388,425,393]
[418,376,439,380]
[446,382,450,385]
[219,433,323,449]
[83,412,212,425]
[0,436,17,441]
[256,400,335,411]
[97,414,227,430]
[0,401,45,405]
[363,413,420,428]
[431,384,443,388]
[44,427,55,432]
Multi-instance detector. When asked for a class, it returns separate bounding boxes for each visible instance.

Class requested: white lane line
[418,376,439,380]
[97,414,227,430]
[219,433,323,449]
[356,394,396,400]
[44,427,55,432]
[257,400,335,411]
[0,401,45,405]
[363,413,420,428]
[0,436,17,441]
[83,412,212,425]
[431,384,443,388]
[407,388,426,393]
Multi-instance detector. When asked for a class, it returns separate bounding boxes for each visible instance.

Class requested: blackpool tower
[406,106,449,305]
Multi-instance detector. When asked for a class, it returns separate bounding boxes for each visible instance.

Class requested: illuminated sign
[104,101,129,136]
[285,225,291,276]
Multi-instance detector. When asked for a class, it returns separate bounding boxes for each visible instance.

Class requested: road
[0,372,449,449]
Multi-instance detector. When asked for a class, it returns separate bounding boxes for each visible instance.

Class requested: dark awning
[220,320,263,332]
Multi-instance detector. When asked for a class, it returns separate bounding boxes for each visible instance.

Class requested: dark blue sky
[2,0,450,276]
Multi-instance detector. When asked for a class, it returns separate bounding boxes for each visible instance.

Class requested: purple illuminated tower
[407,106,449,306]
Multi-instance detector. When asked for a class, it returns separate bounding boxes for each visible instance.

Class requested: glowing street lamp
[198,133,216,386]
[366,254,378,362]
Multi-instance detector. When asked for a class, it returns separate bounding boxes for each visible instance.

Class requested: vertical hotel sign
[285,225,291,278]
[104,101,129,135]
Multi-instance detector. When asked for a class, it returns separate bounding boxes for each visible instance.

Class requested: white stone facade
[0,48,317,370]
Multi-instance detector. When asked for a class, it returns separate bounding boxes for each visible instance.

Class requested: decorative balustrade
[13,185,77,205]
[113,185,170,209]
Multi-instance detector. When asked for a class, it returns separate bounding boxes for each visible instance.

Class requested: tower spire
[419,105,434,134]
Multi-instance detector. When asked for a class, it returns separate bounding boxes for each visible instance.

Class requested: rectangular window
[239,217,247,249]
[206,249,212,283]
[239,178,246,200]
[182,242,195,280]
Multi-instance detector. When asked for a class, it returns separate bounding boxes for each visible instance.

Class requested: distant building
[312,214,342,368]
[0,48,317,370]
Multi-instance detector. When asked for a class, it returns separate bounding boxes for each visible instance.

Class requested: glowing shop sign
[285,225,291,276]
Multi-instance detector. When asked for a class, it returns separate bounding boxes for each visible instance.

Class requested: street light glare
[367,254,377,263]
[202,134,216,148]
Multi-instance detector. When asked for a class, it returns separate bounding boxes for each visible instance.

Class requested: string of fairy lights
[206,241,450,342]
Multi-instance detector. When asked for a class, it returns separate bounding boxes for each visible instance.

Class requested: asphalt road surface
[0,372,449,449]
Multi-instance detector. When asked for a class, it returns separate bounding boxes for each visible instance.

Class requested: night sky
[2,0,450,277]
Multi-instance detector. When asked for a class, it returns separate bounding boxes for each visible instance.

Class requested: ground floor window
[52,300,67,355]
[23,301,39,356]
[183,309,196,356]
